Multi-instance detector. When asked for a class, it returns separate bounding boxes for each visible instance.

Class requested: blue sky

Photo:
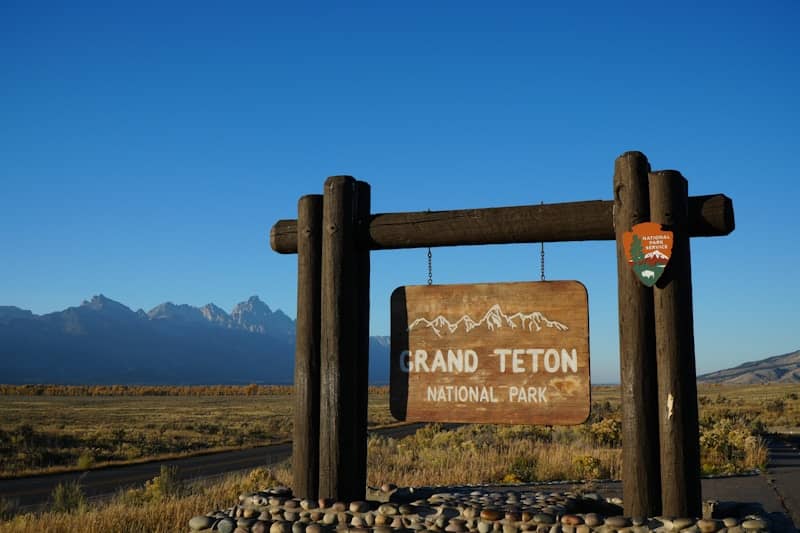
[2,1,798,383]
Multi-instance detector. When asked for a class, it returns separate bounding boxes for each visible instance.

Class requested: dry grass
[0,466,293,533]
[0,382,796,530]
[0,390,394,478]
[367,423,622,486]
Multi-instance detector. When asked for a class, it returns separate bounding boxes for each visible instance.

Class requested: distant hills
[0,295,390,385]
[698,350,800,385]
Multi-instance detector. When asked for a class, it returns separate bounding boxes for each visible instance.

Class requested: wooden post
[319,176,361,500]
[650,170,702,517]
[292,194,323,499]
[353,181,371,501]
[613,152,661,517]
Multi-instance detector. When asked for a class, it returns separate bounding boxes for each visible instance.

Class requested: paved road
[0,423,431,509]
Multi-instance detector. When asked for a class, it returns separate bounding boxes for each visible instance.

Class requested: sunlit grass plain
[0,383,797,531]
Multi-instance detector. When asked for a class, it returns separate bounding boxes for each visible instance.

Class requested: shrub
[77,450,95,470]
[587,417,621,447]
[507,455,537,482]
[0,497,19,520]
[573,455,602,479]
[143,465,184,501]
[51,480,87,513]
[246,467,279,491]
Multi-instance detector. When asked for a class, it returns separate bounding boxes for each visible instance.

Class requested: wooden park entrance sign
[390,281,589,424]
[269,151,735,519]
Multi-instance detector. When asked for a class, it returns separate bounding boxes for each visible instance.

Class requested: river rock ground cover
[189,485,785,533]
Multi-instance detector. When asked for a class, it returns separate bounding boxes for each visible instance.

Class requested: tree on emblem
[630,234,645,265]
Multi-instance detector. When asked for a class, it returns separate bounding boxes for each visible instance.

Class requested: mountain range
[1,296,796,386]
[0,296,390,385]
[698,349,800,385]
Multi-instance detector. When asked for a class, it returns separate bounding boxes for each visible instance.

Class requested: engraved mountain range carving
[408,303,568,338]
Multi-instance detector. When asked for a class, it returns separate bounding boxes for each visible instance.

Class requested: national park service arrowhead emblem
[623,222,673,287]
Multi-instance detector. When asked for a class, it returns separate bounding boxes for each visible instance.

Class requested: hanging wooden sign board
[390,281,590,425]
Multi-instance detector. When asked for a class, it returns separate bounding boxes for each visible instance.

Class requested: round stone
[305,524,322,533]
[698,519,722,533]
[292,522,306,533]
[285,512,299,522]
[319,498,333,509]
[560,515,582,526]
[375,514,390,526]
[379,503,399,516]
[238,517,258,527]
[481,510,502,521]
[583,513,603,527]
[533,514,555,526]
[270,521,292,533]
[506,512,521,522]
[478,520,493,533]
[252,522,269,533]
[310,511,324,521]
[217,518,237,533]
[446,521,468,532]
[323,513,337,525]
[350,501,369,513]
[575,526,590,533]
[502,523,518,533]
[189,515,216,531]
[605,516,631,529]
[741,519,768,530]
[382,483,398,492]
[285,499,300,509]
[300,499,315,510]
[673,518,695,530]
[332,502,347,512]
[234,528,250,533]
[723,518,739,528]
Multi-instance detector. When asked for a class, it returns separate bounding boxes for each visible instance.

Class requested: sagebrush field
[0,383,798,531]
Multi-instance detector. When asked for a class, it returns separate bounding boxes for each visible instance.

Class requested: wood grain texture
[390,281,589,425]
[292,194,322,499]
[352,180,370,501]
[650,170,702,518]
[319,176,359,500]
[613,152,662,517]
[270,194,734,254]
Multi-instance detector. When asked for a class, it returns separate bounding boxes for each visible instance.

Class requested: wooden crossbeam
[270,194,734,254]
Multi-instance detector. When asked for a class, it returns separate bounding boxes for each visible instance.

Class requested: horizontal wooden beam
[270,194,734,254]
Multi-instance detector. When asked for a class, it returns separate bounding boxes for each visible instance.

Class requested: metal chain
[540,241,545,281]
[539,201,545,281]
[427,247,433,285]
[426,208,433,285]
